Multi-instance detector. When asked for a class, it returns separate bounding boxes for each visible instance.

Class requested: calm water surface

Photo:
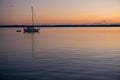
[0,27,120,80]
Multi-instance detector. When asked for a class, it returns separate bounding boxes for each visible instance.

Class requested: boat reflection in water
[32,33,35,57]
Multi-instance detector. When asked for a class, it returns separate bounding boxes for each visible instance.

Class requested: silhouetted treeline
[0,24,120,27]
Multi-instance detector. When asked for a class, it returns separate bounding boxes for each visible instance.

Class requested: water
[0,27,120,80]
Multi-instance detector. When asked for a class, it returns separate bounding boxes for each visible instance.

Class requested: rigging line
[35,14,38,26]
[31,6,35,27]
[34,9,40,29]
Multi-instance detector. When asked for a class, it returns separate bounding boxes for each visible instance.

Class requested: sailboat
[23,6,40,33]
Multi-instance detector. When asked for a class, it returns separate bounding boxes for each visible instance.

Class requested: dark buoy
[16,30,21,32]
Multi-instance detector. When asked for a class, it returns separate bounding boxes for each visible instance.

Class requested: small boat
[16,30,21,32]
[24,6,40,33]
[23,27,39,33]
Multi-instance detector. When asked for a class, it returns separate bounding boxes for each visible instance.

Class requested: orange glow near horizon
[0,0,120,25]
[1,12,120,25]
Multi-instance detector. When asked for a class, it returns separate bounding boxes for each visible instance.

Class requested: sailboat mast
[31,6,34,27]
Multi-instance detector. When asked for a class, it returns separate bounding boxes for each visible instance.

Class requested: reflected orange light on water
[40,27,120,51]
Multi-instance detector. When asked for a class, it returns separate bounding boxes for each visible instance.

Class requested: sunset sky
[0,0,120,25]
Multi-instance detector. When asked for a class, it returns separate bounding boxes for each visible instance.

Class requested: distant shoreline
[0,24,120,27]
